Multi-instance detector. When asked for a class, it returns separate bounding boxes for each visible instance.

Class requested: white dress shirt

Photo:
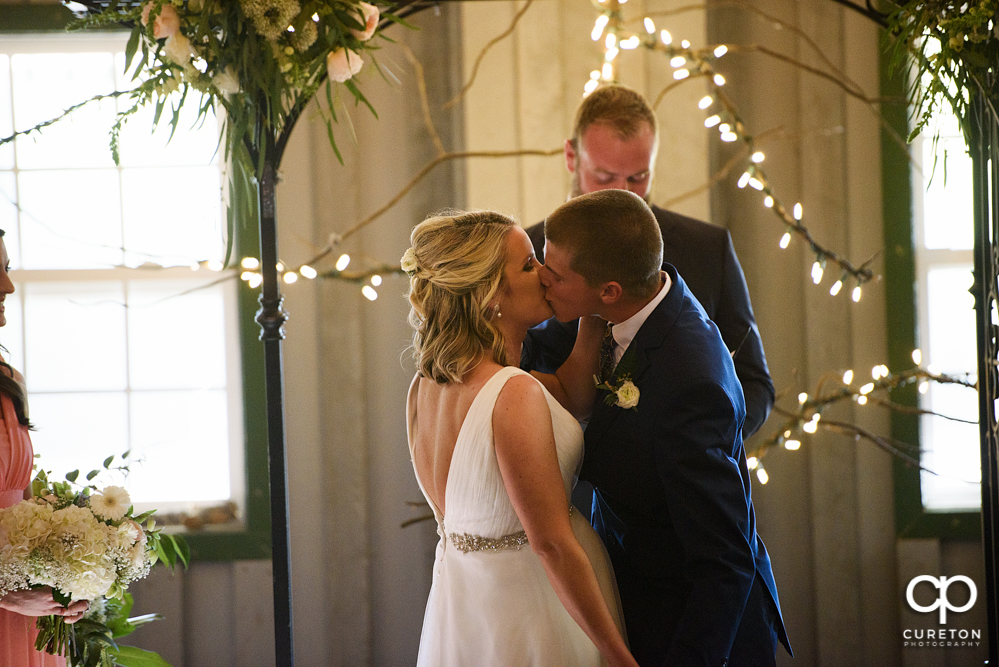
[609,271,672,368]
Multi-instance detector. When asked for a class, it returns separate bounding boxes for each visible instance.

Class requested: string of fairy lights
[585,0,876,301]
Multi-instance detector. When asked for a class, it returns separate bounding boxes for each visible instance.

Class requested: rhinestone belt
[447,506,573,554]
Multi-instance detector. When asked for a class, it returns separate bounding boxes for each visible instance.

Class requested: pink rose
[141,2,181,40]
[351,2,379,42]
[327,48,364,82]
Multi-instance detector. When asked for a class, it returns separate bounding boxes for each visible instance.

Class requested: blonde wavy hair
[406,210,516,384]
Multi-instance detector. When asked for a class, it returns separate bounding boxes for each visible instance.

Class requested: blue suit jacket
[581,266,790,666]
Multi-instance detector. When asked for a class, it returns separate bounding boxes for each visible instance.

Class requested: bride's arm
[530,316,604,419]
[493,376,638,667]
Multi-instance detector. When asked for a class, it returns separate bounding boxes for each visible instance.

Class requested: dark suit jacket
[582,265,790,666]
[523,205,774,438]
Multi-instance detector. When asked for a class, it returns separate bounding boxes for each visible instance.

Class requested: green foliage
[883,0,999,142]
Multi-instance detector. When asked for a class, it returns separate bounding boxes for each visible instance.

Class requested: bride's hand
[577,315,607,342]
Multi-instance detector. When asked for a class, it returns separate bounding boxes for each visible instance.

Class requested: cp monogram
[906,575,978,624]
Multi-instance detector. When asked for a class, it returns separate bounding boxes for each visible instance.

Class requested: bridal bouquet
[0,463,188,667]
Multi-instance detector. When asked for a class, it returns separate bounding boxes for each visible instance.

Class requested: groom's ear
[598,282,623,305]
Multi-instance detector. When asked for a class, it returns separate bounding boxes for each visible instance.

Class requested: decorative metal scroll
[970,86,999,664]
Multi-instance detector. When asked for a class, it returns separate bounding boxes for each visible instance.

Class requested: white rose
[351,2,380,41]
[327,48,363,83]
[213,66,240,94]
[615,380,640,410]
[163,33,196,67]
[400,247,418,274]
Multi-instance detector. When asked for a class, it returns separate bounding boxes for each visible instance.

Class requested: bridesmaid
[0,230,88,666]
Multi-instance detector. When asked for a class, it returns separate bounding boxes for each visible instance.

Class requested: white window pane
[11,53,119,170]
[0,173,18,268]
[29,391,130,481]
[24,281,127,392]
[925,266,976,373]
[127,280,227,390]
[18,169,123,269]
[2,283,23,373]
[921,383,981,511]
[128,390,231,505]
[121,166,223,266]
[0,55,13,171]
[921,135,974,251]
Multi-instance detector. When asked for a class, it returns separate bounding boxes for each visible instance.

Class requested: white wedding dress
[408,366,625,666]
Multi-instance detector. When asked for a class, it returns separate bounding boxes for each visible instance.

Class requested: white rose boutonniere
[594,374,640,411]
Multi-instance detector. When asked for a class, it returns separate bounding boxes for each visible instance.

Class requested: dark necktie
[599,323,616,383]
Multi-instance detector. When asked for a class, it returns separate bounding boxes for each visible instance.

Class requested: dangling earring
[492,303,502,319]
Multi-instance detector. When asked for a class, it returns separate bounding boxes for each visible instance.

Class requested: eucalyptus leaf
[108,645,174,667]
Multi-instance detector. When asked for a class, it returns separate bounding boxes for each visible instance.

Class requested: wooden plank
[184,562,235,666]
[234,560,276,667]
[126,564,185,666]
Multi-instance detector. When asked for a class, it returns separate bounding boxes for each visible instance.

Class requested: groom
[539,189,791,666]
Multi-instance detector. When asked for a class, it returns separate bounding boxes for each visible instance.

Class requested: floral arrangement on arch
[68,0,396,169]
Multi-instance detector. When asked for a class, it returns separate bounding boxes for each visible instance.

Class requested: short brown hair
[545,190,663,299]
[406,210,517,384]
[570,84,658,149]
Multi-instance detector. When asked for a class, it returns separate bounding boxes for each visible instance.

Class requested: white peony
[163,33,197,68]
[90,486,131,522]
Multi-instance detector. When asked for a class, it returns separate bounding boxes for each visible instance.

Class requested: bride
[404,210,638,667]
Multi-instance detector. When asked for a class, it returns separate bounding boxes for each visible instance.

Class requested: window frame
[881,40,982,540]
[0,7,271,561]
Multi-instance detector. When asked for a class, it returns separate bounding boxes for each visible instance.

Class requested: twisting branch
[0,90,131,146]
[443,0,536,110]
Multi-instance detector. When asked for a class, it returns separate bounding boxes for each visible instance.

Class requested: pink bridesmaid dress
[0,387,65,667]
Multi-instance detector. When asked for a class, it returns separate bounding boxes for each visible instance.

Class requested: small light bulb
[283,271,299,284]
[843,369,854,384]
[371,274,383,287]
[784,439,801,451]
[240,271,254,282]
[764,196,774,208]
[681,39,690,48]
[287,25,295,32]
[919,381,929,394]
[241,257,260,269]
[362,285,378,301]
[698,95,713,109]
[857,395,868,405]
[784,430,792,438]
[207,259,224,272]
[793,203,803,220]
[602,63,614,80]
[912,349,922,365]
[811,262,823,284]
[798,392,808,404]
[704,115,721,128]
[751,151,765,163]
[336,254,351,271]
[300,265,318,279]
[829,280,843,296]
[852,285,862,302]
[673,69,690,80]
[670,56,686,67]
[802,420,817,434]
[718,123,731,133]
[605,33,617,49]
[748,178,764,191]
[584,79,600,94]
[880,365,890,377]
[720,132,737,142]
[859,382,875,395]
[644,17,655,33]
[872,365,882,380]
[747,456,759,469]
[312,12,319,21]
[620,36,640,49]
[713,74,726,86]
[713,44,729,58]
[605,47,619,62]
[190,263,201,272]
[660,29,672,45]
[276,261,285,272]
[592,15,610,41]
[756,468,769,484]
[779,232,791,248]
[590,70,601,80]
[248,273,263,288]
[737,172,751,189]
